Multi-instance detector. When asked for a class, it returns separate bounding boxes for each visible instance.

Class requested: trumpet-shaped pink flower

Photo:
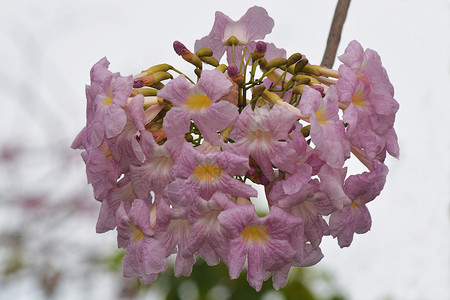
[329,160,388,247]
[269,180,333,253]
[226,104,299,181]
[318,164,351,210]
[158,70,238,145]
[107,94,155,173]
[96,174,141,233]
[336,40,399,160]
[299,85,350,168]
[152,197,195,277]
[72,58,112,150]
[168,143,257,206]
[130,136,185,198]
[281,130,314,195]
[183,191,235,265]
[195,6,285,65]
[81,145,120,201]
[218,205,301,291]
[116,199,167,284]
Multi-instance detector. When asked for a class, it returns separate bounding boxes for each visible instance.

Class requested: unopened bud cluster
[72,6,399,291]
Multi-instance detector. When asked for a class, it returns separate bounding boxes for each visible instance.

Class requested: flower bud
[200,56,219,67]
[302,64,321,76]
[252,41,267,60]
[252,85,266,100]
[286,53,302,67]
[266,58,288,69]
[318,67,339,78]
[292,74,311,85]
[133,72,172,88]
[196,47,214,57]
[261,90,282,104]
[194,68,202,78]
[133,79,145,88]
[173,40,189,56]
[151,82,165,90]
[294,58,309,74]
[141,63,172,76]
[132,88,159,97]
[227,64,243,86]
[258,58,268,69]
[292,84,306,95]
[250,85,266,110]
[173,40,203,69]
[153,71,173,83]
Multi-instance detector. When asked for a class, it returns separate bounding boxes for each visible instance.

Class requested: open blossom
[129,136,185,199]
[107,94,156,173]
[299,85,350,168]
[183,191,235,266]
[225,104,299,181]
[329,160,388,247]
[336,40,399,161]
[219,205,302,291]
[158,70,238,145]
[269,179,333,258]
[281,130,315,195]
[318,164,351,210]
[195,6,285,65]
[91,61,133,147]
[116,199,167,284]
[168,142,257,206]
[152,196,195,277]
[96,174,138,233]
[80,143,121,201]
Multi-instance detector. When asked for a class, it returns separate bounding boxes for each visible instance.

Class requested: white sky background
[1,0,450,299]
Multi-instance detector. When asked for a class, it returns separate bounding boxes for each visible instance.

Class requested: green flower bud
[286,53,303,67]
[292,84,306,95]
[194,68,202,78]
[141,63,172,75]
[135,88,158,96]
[152,71,173,84]
[258,58,268,69]
[294,58,309,74]
[292,75,311,85]
[151,82,165,90]
[266,58,288,69]
[252,85,266,100]
[196,47,214,57]
[261,90,282,104]
[200,56,219,67]
[187,54,203,69]
[302,65,321,76]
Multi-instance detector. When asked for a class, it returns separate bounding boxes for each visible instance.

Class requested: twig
[321,0,351,68]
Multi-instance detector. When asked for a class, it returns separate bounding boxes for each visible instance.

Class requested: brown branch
[321,0,351,69]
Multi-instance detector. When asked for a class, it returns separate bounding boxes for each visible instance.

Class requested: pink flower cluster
[73,6,398,291]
